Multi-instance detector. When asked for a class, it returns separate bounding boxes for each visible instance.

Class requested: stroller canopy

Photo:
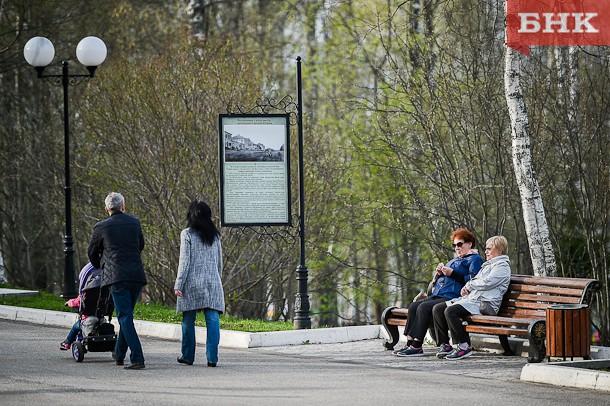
[82,268,103,292]
[77,263,113,318]
[78,263,102,295]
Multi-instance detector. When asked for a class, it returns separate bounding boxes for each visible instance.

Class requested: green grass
[0,290,69,311]
[0,288,293,333]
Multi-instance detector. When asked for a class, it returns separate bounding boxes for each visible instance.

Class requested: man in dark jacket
[88,192,147,370]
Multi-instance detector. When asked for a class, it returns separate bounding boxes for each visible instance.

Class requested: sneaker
[445,346,473,360]
[436,343,453,359]
[124,362,145,370]
[392,346,410,355]
[177,357,193,366]
[395,346,425,357]
[59,340,71,350]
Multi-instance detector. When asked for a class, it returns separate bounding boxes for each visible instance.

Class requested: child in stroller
[59,263,117,362]
[59,263,97,350]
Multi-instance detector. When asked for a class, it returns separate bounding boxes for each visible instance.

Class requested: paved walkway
[256,338,529,381]
[1,288,609,392]
[4,320,610,405]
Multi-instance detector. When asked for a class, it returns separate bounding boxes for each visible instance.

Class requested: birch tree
[504,45,557,276]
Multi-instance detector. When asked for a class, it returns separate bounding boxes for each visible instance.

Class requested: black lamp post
[24,36,107,298]
[293,56,311,329]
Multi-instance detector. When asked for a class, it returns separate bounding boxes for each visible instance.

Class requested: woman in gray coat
[174,200,225,367]
[432,235,511,360]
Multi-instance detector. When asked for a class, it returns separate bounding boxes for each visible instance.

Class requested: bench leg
[381,306,400,350]
[527,320,546,363]
[498,335,515,356]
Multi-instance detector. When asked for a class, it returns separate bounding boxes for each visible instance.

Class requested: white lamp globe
[23,37,55,67]
[76,36,107,67]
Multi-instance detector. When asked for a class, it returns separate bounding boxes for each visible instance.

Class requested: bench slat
[507,284,585,296]
[510,274,596,289]
[504,293,581,304]
[390,309,408,317]
[466,315,537,326]
[387,318,407,326]
[498,308,546,318]
[465,325,528,336]
[502,300,559,311]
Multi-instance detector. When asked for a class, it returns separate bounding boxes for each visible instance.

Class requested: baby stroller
[71,266,117,362]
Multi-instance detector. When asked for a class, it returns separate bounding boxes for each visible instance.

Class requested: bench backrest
[498,274,600,319]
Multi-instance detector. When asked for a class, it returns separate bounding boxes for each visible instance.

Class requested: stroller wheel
[72,341,85,362]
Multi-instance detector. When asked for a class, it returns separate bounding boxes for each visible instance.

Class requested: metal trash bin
[546,304,590,361]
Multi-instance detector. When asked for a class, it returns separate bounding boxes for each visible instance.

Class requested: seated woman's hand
[460,286,469,296]
[441,266,453,276]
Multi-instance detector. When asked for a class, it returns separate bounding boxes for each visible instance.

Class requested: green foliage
[2,0,609,338]
[74,33,274,312]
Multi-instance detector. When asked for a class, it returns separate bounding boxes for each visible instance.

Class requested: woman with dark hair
[174,200,225,367]
[394,228,483,357]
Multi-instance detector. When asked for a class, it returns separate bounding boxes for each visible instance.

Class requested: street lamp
[293,56,311,329]
[24,36,107,298]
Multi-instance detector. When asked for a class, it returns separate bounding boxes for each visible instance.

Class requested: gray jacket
[446,255,511,315]
[174,228,225,313]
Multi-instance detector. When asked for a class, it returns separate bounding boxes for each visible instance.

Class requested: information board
[219,114,291,226]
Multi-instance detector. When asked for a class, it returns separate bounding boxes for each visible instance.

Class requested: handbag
[413,272,441,302]
[479,301,496,316]
[426,272,441,297]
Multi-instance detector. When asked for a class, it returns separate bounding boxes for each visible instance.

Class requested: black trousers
[432,302,471,345]
[404,297,447,342]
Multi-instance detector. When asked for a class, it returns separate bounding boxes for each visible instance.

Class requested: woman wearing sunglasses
[394,228,483,357]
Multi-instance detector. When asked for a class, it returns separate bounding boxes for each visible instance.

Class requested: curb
[521,359,610,391]
[0,305,382,348]
[0,289,38,298]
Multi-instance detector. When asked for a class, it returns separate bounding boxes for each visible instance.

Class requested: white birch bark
[187,0,205,41]
[504,46,557,276]
[555,47,579,137]
[0,247,6,284]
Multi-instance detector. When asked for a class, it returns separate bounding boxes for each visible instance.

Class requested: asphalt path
[1,320,609,405]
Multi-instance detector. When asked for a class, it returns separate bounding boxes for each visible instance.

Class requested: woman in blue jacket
[394,228,483,357]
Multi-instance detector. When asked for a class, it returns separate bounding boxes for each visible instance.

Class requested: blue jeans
[181,308,220,364]
[110,281,145,364]
[66,320,80,343]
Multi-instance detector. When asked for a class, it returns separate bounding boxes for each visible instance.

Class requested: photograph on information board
[218,114,291,227]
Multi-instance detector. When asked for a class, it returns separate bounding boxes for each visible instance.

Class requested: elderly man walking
[88,192,147,370]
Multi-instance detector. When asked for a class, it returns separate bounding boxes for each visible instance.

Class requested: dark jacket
[88,212,147,287]
[430,253,483,300]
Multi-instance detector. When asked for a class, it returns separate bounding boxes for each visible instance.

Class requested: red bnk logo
[507,0,610,55]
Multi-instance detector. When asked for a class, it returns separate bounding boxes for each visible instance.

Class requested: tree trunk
[504,46,557,276]
[0,247,6,284]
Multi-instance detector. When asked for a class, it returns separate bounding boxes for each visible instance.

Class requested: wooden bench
[381,274,600,363]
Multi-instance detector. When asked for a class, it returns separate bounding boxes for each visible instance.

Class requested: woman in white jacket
[432,236,511,360]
